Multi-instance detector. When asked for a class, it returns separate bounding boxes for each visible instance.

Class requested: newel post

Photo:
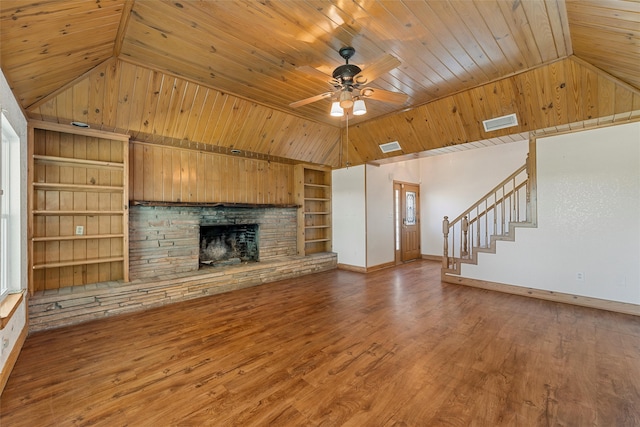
[442,216,449,269]
[461,215,469,257]
[525,153,531,221]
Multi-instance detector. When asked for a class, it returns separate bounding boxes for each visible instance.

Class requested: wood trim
[532,116,640,139]
[421,254,442,262]
[337,263,367,273]
[29,119,130,142]
[365,261,396,273]
[131,201,299,208]
[0,292,24,330]
[0,321,28,394]
[27,125,35,296]
[337,261,396,273]
[122,138,130,282]
[528,137,538,226]
[113,0,134,57]
[442,273,640,317]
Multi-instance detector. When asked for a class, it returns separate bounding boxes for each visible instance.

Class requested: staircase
[442,154,537,276]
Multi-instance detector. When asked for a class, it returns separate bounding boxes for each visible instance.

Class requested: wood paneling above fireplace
[129,141,295,205]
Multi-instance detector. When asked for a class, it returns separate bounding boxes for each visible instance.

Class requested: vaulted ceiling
[1,0,639,167]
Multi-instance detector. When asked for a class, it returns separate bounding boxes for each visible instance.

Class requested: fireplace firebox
[200,224,259,267]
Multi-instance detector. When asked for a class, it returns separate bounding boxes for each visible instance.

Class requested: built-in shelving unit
[28,121,130,293]
[294,164,332,255]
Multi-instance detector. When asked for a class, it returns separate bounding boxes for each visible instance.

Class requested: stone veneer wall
[28,205,337,332]
[129,205,297,279]
[29,252,337,332]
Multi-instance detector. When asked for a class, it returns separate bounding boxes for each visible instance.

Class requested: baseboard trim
[337,261,395,273]
[0,322,28,394]
[366,261,396,273]
[337,263,367,273]
[442,273,640,317]
[422,254,442,262]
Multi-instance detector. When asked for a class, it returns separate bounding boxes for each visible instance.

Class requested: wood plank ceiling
[1,0,639,168]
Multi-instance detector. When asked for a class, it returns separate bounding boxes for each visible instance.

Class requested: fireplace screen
[200,224,259,266]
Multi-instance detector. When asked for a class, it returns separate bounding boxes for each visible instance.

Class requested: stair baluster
[442,161,534,275]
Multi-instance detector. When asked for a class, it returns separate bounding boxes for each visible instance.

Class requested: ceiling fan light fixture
[339,90,354,109]
[330,101,344,117]
[353,99,367,116]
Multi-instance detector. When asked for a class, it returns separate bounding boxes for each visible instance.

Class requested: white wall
[0,68,28,380]
[419,141,529,256]
[332,165,366,267]
[332,160,421,268]
[366,160,420,267]
[461,123,640,304]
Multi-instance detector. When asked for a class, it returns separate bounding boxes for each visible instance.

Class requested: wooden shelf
[33,154,124,170]
[295,164,332,256]
[33,257,125,270]
[33,210,124,216]
[33,182,125,192]
[29,125,130,293]
[32,234,125,242]
[305,238,331,243]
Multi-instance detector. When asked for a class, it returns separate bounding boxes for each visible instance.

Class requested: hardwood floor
[2,260,639,426]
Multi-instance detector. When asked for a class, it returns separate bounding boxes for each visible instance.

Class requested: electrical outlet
[576,272,584,281]
[75,225,84,235]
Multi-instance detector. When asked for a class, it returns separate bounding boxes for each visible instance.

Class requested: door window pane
[405,191,416,226]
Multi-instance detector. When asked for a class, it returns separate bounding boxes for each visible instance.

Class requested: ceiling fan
[289,46,408,116]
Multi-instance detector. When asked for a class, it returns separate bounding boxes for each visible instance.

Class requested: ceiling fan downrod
[332,46,361,85]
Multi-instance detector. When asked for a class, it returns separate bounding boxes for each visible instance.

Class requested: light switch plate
[75,225,84,235]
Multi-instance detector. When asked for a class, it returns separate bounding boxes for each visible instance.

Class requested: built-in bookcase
[294,164,332,255]
[28,121,129,293]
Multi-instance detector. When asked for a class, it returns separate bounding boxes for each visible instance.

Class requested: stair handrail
[448,163,527,227]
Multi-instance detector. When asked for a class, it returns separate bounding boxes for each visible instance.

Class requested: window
[1,113,21,299]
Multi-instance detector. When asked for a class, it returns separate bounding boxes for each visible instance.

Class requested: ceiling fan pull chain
[346,113,350,168]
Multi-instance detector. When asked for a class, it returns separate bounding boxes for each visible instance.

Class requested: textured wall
[461,123,640,304]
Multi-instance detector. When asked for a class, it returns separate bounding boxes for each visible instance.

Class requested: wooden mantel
[130,201,300,209]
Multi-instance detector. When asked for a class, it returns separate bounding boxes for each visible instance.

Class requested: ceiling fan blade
[296,65,335,83]
[355,54,401,85]
[360,87,408,104]
[289,92,333,108]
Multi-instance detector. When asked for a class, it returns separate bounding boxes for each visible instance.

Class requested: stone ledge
[28,253,337,333]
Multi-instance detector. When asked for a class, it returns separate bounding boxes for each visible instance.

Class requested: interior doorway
[394,182,421,264]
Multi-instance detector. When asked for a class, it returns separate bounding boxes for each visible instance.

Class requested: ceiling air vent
[379,141,402,154]
[482,113,518,132]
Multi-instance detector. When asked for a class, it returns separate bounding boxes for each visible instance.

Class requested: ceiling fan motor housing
[332,64,362,85]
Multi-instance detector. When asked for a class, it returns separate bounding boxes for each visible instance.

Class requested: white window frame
[1,112,21,299]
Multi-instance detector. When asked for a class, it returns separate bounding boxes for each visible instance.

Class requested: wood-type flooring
[1,260,639,426]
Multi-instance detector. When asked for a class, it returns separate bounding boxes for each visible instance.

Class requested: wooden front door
[394,182,421,263]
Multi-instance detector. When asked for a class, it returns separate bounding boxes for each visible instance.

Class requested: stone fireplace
[199,224,259,266]
[129,204,298,279]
